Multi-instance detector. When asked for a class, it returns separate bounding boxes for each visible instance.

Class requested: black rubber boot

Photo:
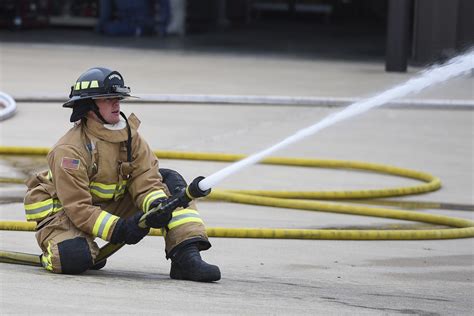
[170,243,221,282]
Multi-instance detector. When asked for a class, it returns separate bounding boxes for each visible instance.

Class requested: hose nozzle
[185,176,212,199]
[139,176,211,228]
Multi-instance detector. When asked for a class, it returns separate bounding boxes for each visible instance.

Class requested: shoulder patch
[61,157,81,170]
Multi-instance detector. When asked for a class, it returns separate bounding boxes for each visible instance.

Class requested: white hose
[0,92,17,121]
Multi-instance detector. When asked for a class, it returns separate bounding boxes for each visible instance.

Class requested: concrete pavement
[1,32,473,315]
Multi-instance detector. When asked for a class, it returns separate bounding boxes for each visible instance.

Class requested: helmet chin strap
[92,104,110,125]
[120,111,133,163]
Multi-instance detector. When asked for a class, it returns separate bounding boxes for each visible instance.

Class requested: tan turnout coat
[24,114,169,241]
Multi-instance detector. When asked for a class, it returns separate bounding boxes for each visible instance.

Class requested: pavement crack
[320,297,440,315]
[229,277,323,290]
[366,293,452,302]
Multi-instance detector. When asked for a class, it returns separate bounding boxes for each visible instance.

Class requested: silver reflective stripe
[168,213,200,225]
[97,213,113,238]
[113,86,131,93]
[142,190,167,212]
[90,186,115,195]
[26,204,52,215]
[25,199,63,221]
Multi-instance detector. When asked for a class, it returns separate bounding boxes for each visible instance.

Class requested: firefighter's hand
[110,211,150,244]
[144,198,173,228]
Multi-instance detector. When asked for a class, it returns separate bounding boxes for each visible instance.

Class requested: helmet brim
[62,93,138,108]
[91,94,139,100]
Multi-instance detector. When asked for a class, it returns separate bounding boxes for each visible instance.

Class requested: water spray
[142,51,473,226]
[198,50,473,191]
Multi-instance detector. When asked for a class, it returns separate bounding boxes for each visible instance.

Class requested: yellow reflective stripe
[75,80,99,90]
[47,170,53,180]
[90,182,116,190]
[115,180,128,195]
[26,209,61,221]
[41,242,53,271]
[167,208,204,230]
[81,81,90,89]
[168,217,204,230]
[90,182,116,199]
[25,198,63,221]
[25,198,53,211]
[172,209,199,217]
[142,190,167,212]
[90,180,128,200]
[90,189,113,199]
[92,211,119,240]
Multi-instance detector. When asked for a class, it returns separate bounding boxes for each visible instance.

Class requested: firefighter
[23,67,220,282]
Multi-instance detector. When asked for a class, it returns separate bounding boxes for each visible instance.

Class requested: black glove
[142,168,189,229]
[141,176,211,229]
[144,198,173,228]
[159,168,188,196]
[110,211,150,245]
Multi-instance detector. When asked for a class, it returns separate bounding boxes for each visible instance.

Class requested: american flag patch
[61,157,80,170]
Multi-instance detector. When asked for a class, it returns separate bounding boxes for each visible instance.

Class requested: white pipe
[11,94,474,109]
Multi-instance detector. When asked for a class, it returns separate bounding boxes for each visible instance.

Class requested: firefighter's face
[94,98,121,124]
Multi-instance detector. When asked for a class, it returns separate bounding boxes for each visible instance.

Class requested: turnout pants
[35,192,209,274]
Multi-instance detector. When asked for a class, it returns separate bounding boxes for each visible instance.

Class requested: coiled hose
[0,92,16,121]
[0,146,473,241]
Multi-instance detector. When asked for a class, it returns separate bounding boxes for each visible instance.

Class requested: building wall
[412,0,473,63]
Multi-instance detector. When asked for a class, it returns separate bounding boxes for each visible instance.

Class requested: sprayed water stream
[198,50,474,191]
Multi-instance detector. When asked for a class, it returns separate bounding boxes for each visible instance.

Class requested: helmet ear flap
[69,98,96,122]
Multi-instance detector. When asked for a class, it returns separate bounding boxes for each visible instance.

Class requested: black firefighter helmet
[63,67,136,122]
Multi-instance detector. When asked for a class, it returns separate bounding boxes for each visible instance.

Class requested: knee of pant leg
[56,237,94,274]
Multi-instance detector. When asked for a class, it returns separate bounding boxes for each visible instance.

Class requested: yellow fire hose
[0,146,473,267]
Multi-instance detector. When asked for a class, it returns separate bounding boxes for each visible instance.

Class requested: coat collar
[84,113,141,142]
